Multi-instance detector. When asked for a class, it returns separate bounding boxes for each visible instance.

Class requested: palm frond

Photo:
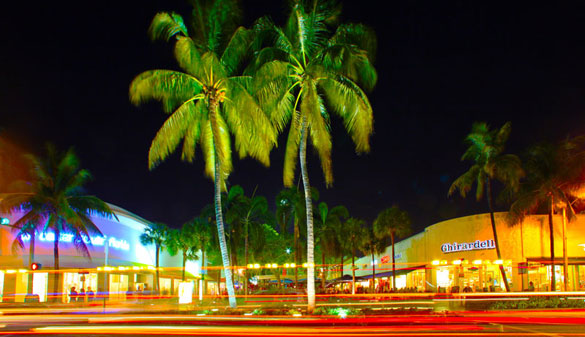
[149,12,188,42]
[149,99,200,170]
[303,80,333,186]
[180,101,205,163]
[129,70,203,113]
[283,110,302,187]
[449,164,480,198]
[319,75,373,153]
[174,36,203,77]
[223,76,276,166]
[221,26,253,75]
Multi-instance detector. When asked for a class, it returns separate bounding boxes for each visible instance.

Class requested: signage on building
[441,239,495,253]
[21,232,130,251]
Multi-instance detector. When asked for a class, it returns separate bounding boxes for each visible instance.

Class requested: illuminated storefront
[0,204,202,302]
[346,213,585,292]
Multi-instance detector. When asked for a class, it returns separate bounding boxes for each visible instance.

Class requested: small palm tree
[253,0,377,311]
[140,222,168,293]
[373,206,411,291]
[344,217,366,294]
[0,144,116,302]
[166,222,199,281]
[314,202,348,284]
[360,225,386,292]
[11,222,39,294]
[191,214,215,296]
[129,0,276,308]
[449,122,524,292]
[508,137,585,291]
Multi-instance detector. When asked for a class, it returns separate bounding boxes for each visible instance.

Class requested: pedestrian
[69,286,78,303]
[87,287,95,301]
[78,288,86,302]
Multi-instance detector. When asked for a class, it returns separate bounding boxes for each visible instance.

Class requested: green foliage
[487,297,585,310]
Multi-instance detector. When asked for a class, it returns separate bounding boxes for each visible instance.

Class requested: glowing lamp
[253,263,260,269]
[494,259,503,265]
[265,263,271,268]
[247,264,253,269]
[452,260,461,265]
[290,263,296,268]
[271,263,278,268]
[472,260,482,265]
[30,262,42,270]
[431,260,440,266]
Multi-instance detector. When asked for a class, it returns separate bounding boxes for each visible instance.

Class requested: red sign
[381,255,390,264]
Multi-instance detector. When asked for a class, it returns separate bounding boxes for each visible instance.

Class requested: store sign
[441,239,495,253]
[21,232,130,251]
[0,217,10,225]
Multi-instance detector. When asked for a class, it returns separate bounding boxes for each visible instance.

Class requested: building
[0,204,203,302]
[346,213,585,292]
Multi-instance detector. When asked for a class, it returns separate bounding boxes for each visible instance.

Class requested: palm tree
[11,222,39,295]
[449,122,524,292]
[344,217,365,294]
[139,222,168,293]
[225,186,273,296]
[253,0,376,311]
[0,144,115,302]
[373,206,411,291]
[166,222,199,281]
[275,186,311,288]
[191,214,215,297]
[314,202,348,285]
[129,0,276,308]
[360,225,386,292]
[508,137,585,291]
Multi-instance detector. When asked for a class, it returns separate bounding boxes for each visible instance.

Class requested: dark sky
[2,1,585,233]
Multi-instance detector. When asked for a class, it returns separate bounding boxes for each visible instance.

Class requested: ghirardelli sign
[441,239,495,253]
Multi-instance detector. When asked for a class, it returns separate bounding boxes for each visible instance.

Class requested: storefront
[0,204,202,302]
[346,213,585,292]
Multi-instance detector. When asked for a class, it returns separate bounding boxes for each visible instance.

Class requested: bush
[487,296,585,310]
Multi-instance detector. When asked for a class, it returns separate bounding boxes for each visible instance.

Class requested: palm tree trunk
[182,251,186,281]
[209,95,237,308]
[155,245,160,293]
[201,246,206,298]
[299,115,315,312]
[391,233,396,291]
[28,231,35,295]
[371,252,376,292]
[340,254,343,279]
[562,207,569,291]
[351,249,356,295]
[549,198,556,291]
[321,251,326,290]
[294,219,299,288]
[244,221,249,298]
[486,178,511,292]
[53,228,60,303]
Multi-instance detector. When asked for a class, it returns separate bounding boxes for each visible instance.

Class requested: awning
[359,265,425,280]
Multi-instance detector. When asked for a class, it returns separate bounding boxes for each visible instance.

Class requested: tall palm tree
[360,225,386,292]
[139,222,168,293]
[449,122,524,292]
[373,206,411,291]
[129,0,276,308]
[0,144,115,302]
[343,217,365,294]
[508,137,585,291]
[253,1,377,310]
[166,222,199,281]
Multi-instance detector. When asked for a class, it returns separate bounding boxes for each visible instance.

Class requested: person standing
[69,287,78,303]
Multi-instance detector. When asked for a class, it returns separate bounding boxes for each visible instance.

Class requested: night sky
[2,1,585,233]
